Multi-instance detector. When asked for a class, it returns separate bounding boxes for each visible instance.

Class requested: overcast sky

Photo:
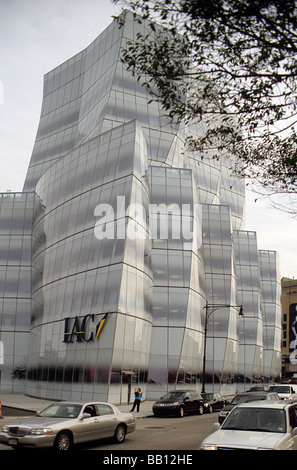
[0,0,296,279]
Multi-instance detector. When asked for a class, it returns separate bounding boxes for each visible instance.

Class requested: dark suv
[218,391,280,424]
[152,390,204,417]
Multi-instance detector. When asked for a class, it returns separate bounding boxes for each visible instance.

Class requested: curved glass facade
[0,192,43,391]
[259,250,282,382]
[233,231,263,388]
[0,11,281,401]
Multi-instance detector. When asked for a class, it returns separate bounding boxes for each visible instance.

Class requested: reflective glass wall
[233,231,263,388]
[25,121,154,401]
[202,204,239,393]
[259,250,282,382]
[0,192,42,392]
[147,166,205,397]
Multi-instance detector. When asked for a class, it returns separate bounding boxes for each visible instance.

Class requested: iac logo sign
[63,312,109,343]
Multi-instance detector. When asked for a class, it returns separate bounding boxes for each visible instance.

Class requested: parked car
[0,401,136,451]
[218,392,280,424]
[202,393,227,413]
[200,400,297,450]
[153,390,204,417]
[269,384,297,401]
[246,385,270,392]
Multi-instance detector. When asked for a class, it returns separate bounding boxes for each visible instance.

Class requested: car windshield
[269,386,290,393]
[231,394,266,405]
[222,407,286,433]
[162,391,185,400]
[39,404,82,418]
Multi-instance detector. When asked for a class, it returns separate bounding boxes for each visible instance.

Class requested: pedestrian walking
[130,387,142,412]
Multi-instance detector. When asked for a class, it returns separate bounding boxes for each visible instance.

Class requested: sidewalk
[0,393,154,419]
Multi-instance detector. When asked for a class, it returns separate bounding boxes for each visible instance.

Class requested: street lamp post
[201,302,243,394]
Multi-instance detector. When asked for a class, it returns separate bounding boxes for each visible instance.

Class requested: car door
[214,394,224,411]
[94,404,118,439]
[183,392,193,413]
[77,404,101,443]
[211,394,218,411]
[191,392,202,413]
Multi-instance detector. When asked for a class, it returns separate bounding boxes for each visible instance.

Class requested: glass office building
[0,11,281,401]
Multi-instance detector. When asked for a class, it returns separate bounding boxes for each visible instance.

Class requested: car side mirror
[213,423,220,431]
[292,427,297,436]
[81,412,91,420]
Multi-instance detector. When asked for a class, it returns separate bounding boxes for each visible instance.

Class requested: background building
[281,277,297,381]
[0,11,281,402]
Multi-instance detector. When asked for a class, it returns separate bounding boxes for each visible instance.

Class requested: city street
[0,412,218,451]
[85,413,218,450]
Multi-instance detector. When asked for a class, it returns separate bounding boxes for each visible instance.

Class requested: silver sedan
[0,401,136,451]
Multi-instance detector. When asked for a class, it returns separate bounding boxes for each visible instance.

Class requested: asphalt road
[0,412,219,451]
[88,413,218,450]
[2,406,35,417]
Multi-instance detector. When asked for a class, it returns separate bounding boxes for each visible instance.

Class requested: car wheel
[114,424,126,443]
[54,431,73,451]
[197,404,204,415]
[177,406,184,418]
[208,405,213,413]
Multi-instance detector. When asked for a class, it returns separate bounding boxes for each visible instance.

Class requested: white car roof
[52,401,112,405]
[236,400,289,410]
